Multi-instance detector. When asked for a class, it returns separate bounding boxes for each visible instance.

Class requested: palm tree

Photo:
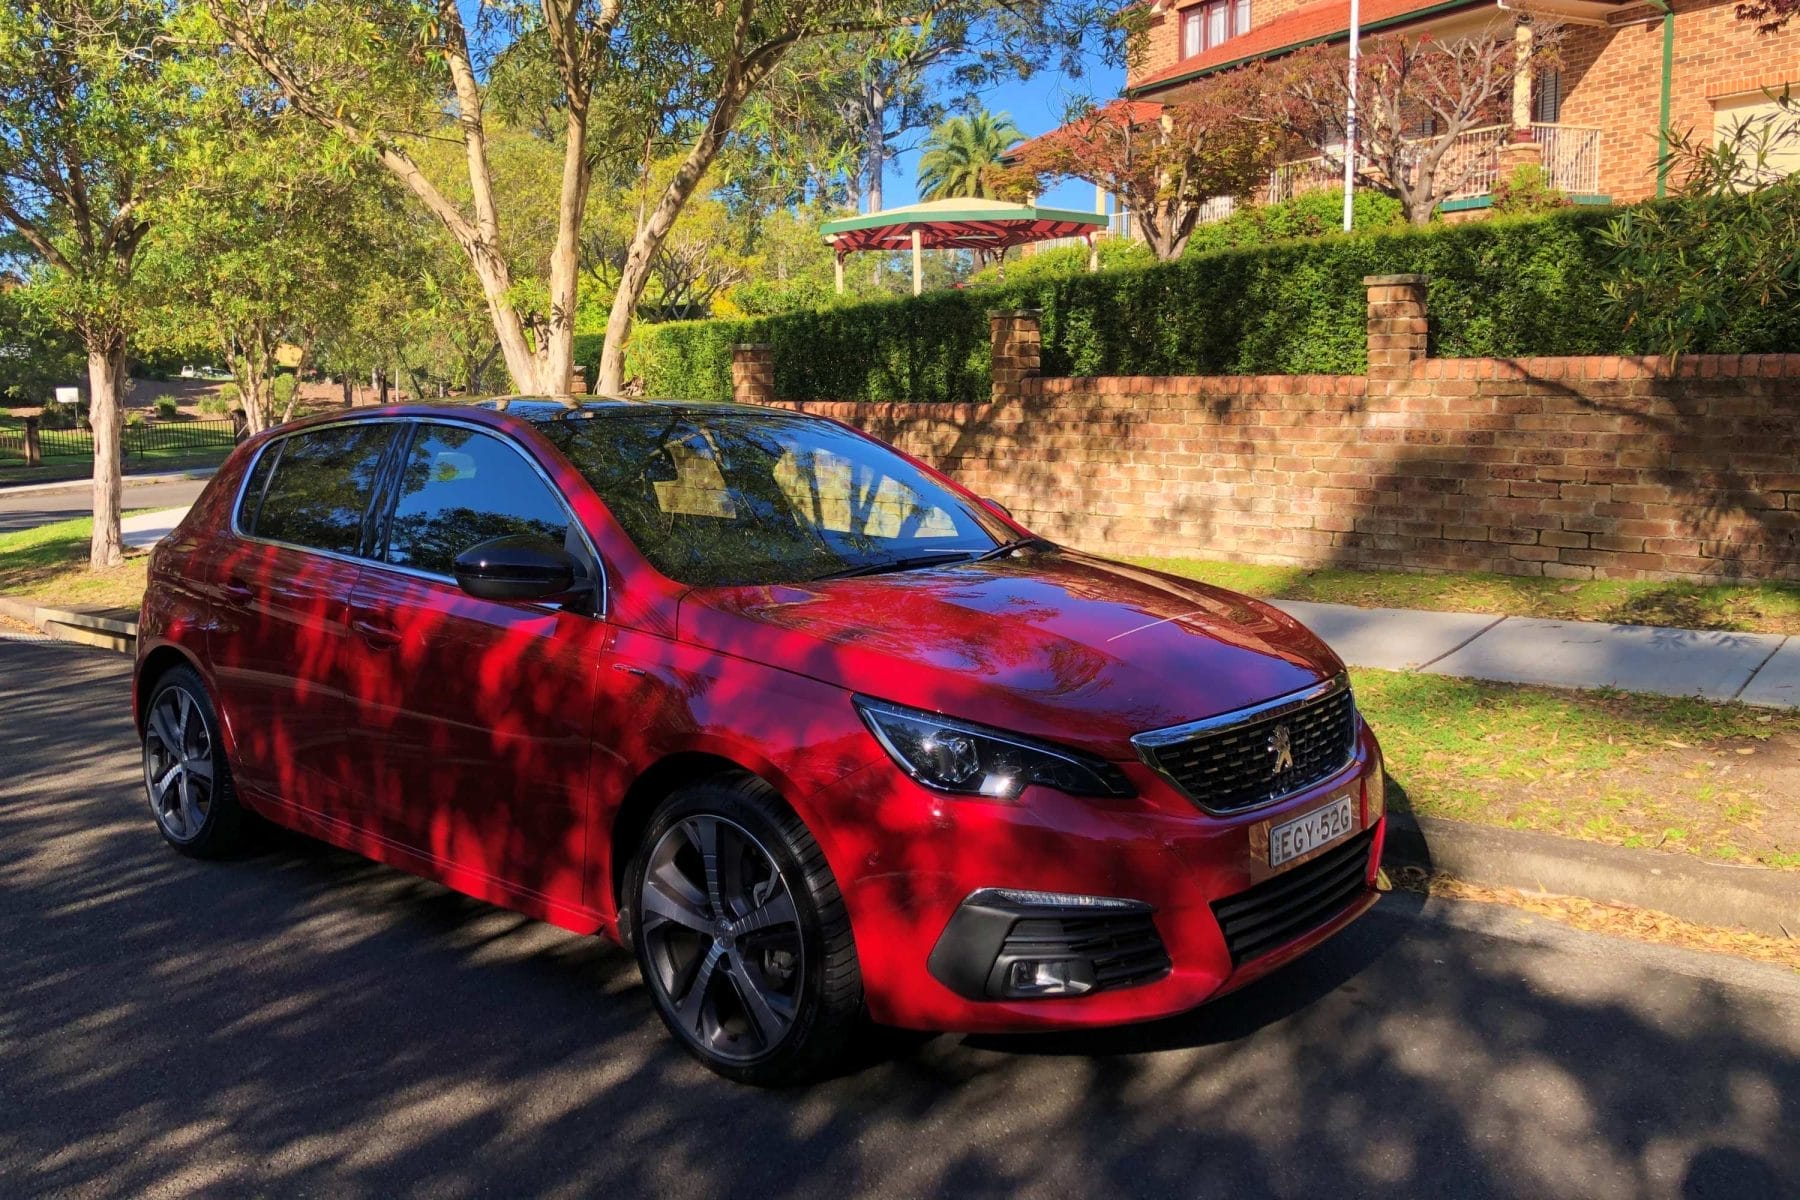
[916,111,1025,201]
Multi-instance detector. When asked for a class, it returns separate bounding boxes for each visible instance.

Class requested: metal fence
[0,417,238,464]
[1260,122,1604,207]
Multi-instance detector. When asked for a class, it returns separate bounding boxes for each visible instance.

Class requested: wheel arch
[134,642,204,737]
[606,751,755,912]
[602,741,847,914]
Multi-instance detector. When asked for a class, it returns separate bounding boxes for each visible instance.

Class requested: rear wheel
[625,776,863,1086]
[142,665,245,858]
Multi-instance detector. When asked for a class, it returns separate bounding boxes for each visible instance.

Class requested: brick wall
[1559,0,1797,204]
[733,279,1800,583]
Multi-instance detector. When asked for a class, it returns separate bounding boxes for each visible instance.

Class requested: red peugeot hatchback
[136,398,1387,1084]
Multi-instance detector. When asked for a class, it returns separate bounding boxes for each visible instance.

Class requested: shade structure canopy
[820,198,1108,294]
[821,197,1106,253]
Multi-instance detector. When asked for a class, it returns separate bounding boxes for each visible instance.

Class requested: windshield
[536,409,1012,586]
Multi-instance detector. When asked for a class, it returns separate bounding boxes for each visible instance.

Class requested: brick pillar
[570,365,589,395]
[989,309,1041,403]
[731,343,775,405]
[23,416,41,467]
[1498,139,1544,172]
[1364,274,1429,380]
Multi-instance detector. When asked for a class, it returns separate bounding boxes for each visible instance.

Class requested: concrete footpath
[1270,599,1797,709]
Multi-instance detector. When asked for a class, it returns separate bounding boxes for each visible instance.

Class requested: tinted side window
[235,440,282,534]
[383,425,570,577]
[254,424,395,555]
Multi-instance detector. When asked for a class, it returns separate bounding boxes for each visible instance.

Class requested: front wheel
[625,776,863,1086]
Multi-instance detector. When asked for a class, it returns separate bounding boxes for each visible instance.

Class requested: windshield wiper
[811,550,976,581]
[969,536,1054,563]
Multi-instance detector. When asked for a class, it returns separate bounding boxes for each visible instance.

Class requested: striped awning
[821,198,1106,254]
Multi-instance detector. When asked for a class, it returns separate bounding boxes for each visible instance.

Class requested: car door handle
[350,616,402,650]
[221,578,254,604]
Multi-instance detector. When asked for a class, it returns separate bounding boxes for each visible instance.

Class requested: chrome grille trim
[1131,673,1357,815]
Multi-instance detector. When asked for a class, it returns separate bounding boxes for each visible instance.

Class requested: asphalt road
[1,636,1796,1200]
[0,477,211,534]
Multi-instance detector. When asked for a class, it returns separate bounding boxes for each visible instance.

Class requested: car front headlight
[854,695,1133,800]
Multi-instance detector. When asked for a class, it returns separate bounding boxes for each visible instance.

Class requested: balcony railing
[1258,123,1602,209]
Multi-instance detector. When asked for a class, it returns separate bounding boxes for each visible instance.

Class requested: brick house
[1097,0,1796,217]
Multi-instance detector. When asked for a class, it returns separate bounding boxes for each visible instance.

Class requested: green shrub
[964,237,1157,287]
[627,200,1800,403]
[38,396,81,429]
[125,409,146,427]
[1183,189,1406,256]
[154,395,178,419]
[271,373,298,412]
[730,276,840,317]
[573,332,605,390]
[1491,164,1571,217]
[198,385,236,416]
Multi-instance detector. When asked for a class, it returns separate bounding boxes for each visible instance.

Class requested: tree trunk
[539,102,592,396]
[470,342,500,394]
[86,338,127,570]
[595,71,763,394]
[340,375,354,408]
[865,84,886,214]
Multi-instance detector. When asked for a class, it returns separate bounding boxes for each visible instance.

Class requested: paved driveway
[1,637,1796,1199]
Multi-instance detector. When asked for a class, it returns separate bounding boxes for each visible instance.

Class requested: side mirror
[452,535,578,603]
[984,496,1013,519]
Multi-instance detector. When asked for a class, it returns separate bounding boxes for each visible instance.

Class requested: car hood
[676,549,1343,757]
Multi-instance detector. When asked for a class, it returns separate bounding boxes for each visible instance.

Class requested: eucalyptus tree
[204,0,1010,398]
[0,0,183,567]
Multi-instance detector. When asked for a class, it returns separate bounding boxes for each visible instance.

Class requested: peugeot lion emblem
[1269,724,1295,774]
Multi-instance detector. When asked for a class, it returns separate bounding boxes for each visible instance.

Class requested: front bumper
[815,719,1386,1033]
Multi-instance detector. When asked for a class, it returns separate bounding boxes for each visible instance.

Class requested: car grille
[1211,827,1377,967]
[1134,680,1357,814]
[1004,913,1172,992]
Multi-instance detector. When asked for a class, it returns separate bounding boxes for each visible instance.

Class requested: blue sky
[882,51,1126,212]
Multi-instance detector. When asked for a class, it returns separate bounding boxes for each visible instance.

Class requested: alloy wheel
[639,814,806,1063]
[144,686,215,843]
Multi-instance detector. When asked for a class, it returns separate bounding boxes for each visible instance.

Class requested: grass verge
[0,515,150,615]
[1355,668,1800,870]
[1138,557,1800,636]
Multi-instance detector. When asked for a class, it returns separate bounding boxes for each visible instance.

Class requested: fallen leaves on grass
[1394,866,1800,971]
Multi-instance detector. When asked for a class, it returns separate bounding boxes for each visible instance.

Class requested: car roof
[283,395,810,428]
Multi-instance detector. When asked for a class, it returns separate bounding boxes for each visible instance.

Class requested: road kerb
[1383,812,1798,939]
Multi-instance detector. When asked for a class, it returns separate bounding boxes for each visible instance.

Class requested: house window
[1183,9,1203,57]
[1533,69,1562,124]
[1181,0,1248,58]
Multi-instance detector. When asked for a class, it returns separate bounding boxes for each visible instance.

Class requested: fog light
[1005,958,1097,997]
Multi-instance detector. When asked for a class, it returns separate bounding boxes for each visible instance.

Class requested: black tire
[141,664,246,858]
[623,774,863,1086]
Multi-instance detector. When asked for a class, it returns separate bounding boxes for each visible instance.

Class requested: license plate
[1267,794,1356,869]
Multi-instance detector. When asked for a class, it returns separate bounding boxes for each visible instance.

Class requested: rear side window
[251,424,395,555]
[381,424,570,577]
[235,440,282,534]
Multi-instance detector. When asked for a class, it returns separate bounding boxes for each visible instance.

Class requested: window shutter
[1533,69,1562,125]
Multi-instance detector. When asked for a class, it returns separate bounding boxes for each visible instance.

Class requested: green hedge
[626,205,1800,403]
